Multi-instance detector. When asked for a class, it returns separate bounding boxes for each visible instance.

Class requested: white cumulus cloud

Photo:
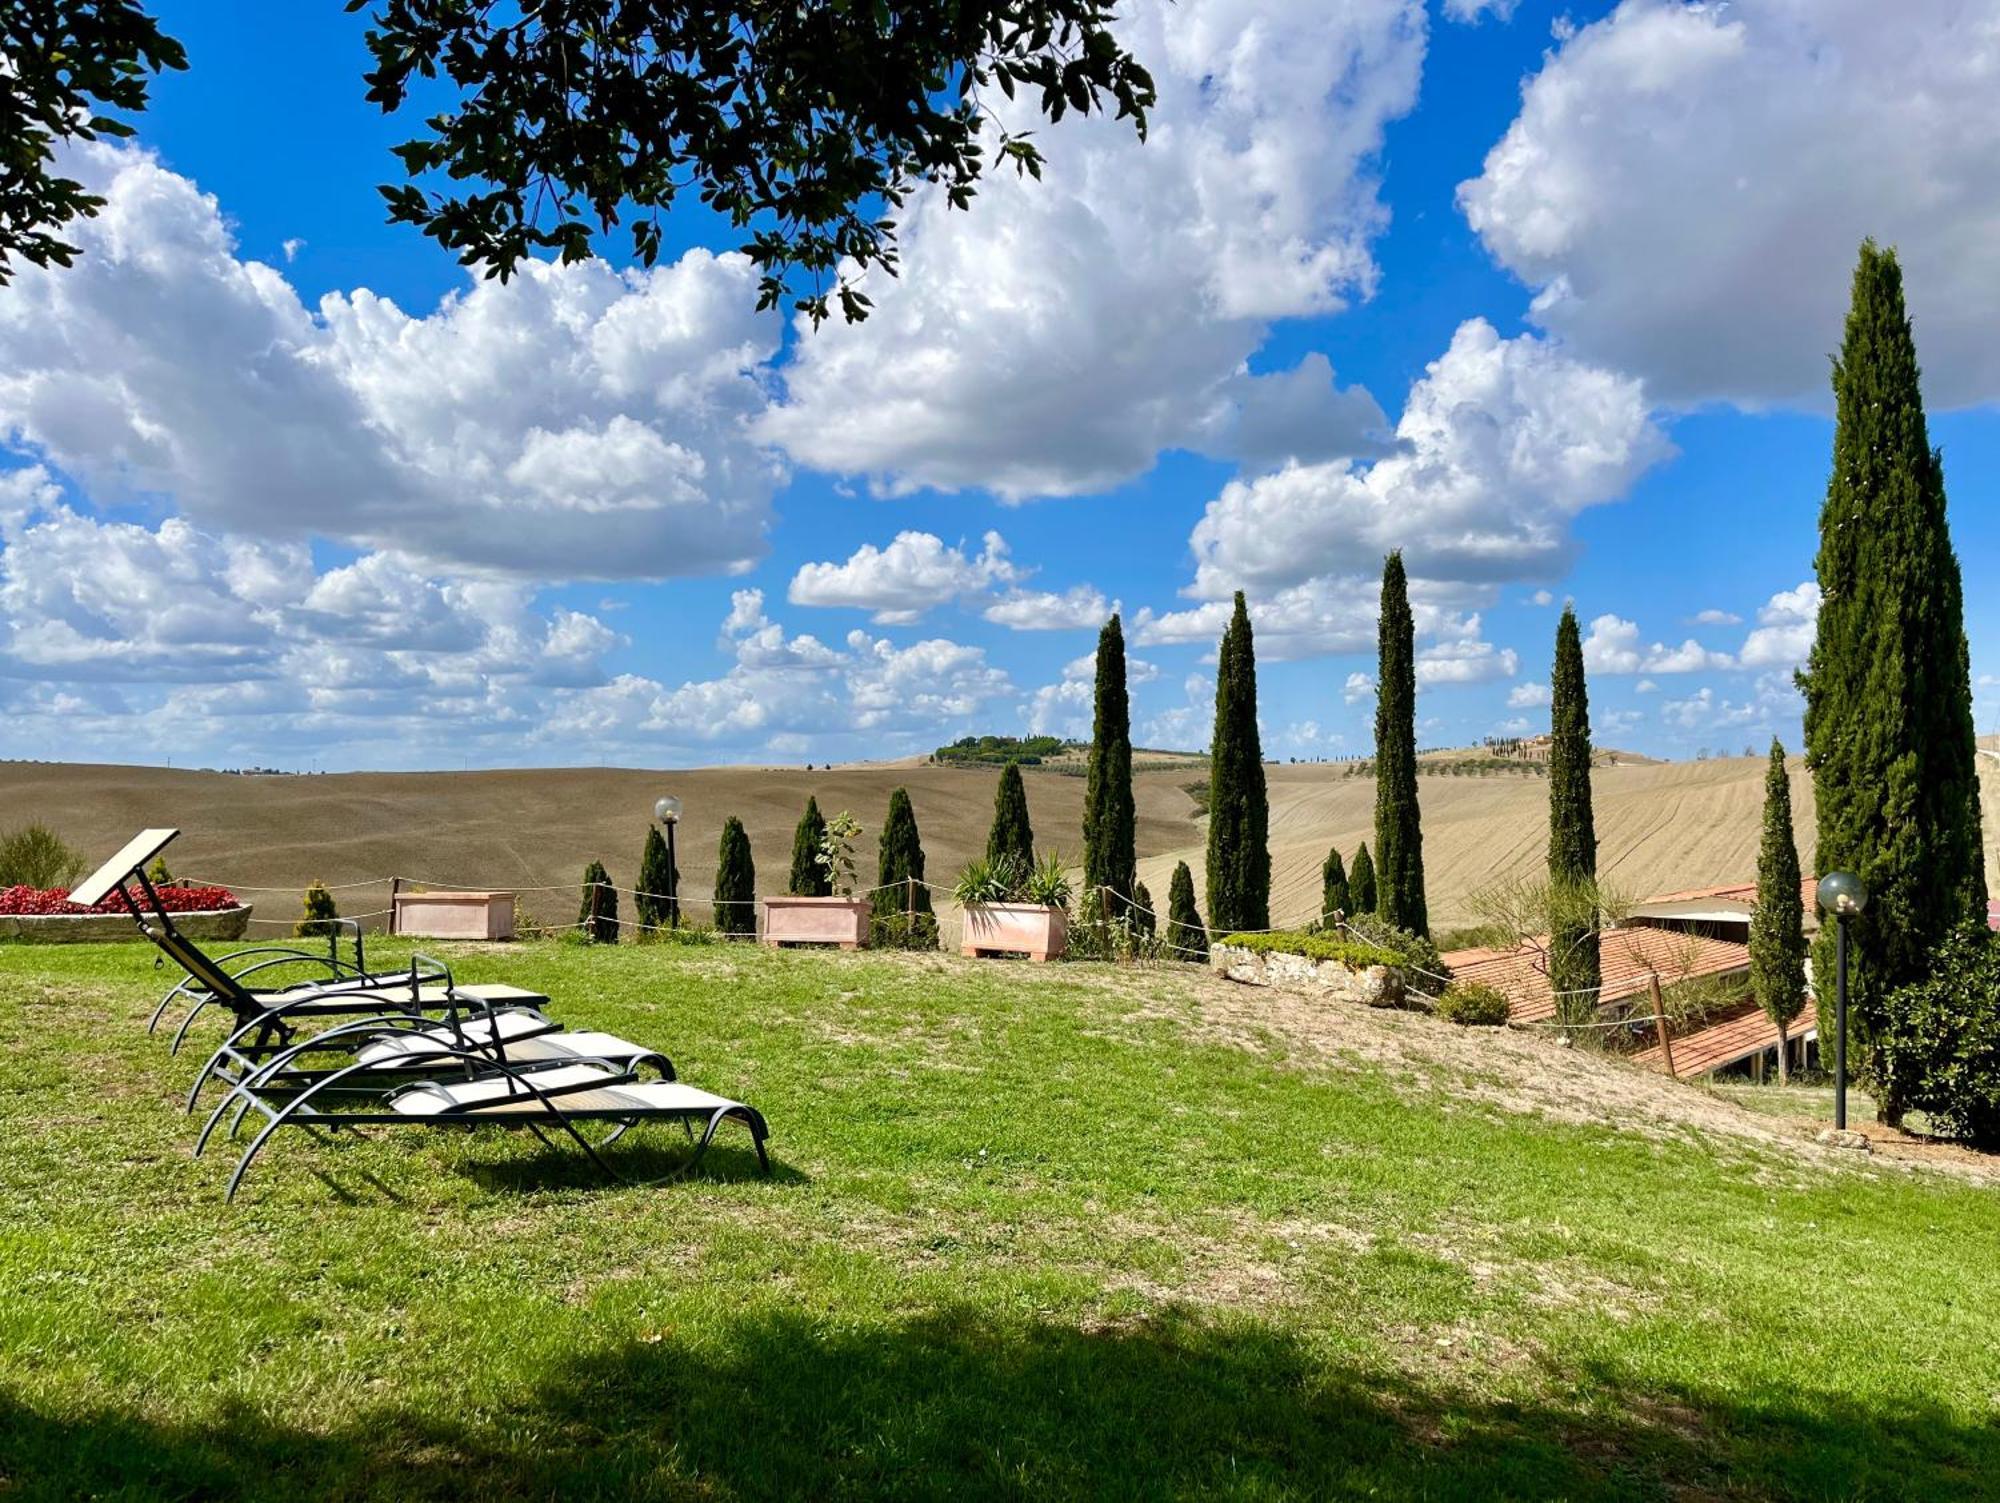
[787,530,1017,623]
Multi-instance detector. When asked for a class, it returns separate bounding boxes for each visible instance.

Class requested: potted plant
[761,810,871,949]
[955,852,1071,963]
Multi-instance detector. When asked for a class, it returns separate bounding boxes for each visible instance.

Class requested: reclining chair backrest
[71,829,257,1012]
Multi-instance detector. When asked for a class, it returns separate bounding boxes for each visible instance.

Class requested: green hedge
[1214,930,1401,970]
[1436,981,1510,1027]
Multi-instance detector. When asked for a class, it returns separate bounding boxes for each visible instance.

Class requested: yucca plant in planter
[761,809,871,949]
[955,852,1072,963]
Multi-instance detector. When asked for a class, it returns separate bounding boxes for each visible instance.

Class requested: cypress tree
[1205,592,1270,932]
[578,860,619,944]
[1320,846,1350,925]
[1350,842,1377,916]
[1083,613,1137,915]
[636,824,678,930]
[1802,241,1987,1111]
[872,787,937,948]
[714,816,755,937]
[1373,551,1428,935]
[1166,859,1208,961]
[1547,605,1600,1026]
[987,761,1035,872]
[789,796,831,896]
[1750,741,1807,1084]
[1132,879,1157,937]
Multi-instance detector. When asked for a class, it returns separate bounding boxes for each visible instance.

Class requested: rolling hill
[5,751,1996,931]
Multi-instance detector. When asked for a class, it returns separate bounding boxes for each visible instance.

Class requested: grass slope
[4,941,1998,1499]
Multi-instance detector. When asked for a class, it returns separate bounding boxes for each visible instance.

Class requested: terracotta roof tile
[1632,1000,1816,1079]
[1442,926,1752,1025]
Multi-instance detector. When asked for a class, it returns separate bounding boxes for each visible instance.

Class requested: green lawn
[4,939,1997,1500]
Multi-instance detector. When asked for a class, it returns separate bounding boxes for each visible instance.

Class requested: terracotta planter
[0,905,253,944]
[393,890,515,940]
[960,902,1067,963]
[761,895,871,949]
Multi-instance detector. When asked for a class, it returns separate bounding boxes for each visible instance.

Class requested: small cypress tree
[1205,592,1270,932]
[1132,879,1157,937]
[296,880,339,939]
[636,824,678,931]
[1750,740,1807,1083]
[1350,842,1377,916]
[578,860,619,943]
[1319,846,1351,925]
[1373,552,1428,936]
[789,796,831,896]
[714,816,756,937]
[987,761,1035,872]
[1802,241,1987,1113]
[1166,860,1208,961]
[1083,613,1137,915]
[1547,605,1600,1026]
[872,787,937,948]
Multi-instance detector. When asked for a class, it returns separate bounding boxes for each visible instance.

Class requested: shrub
[0,883,236,917]
[788,798,830,896]
[1337,912,1449,984]
[1437,982,1510,1027]
[714,815,756,937]
[578,860,620,944]
[1213,930,1401,971]
[146,855,173,886]
[872,789,936,949]
[296,880,340,939]
[0,824,85,890]
[1165,860,1207,962]
[1877,927,2000,1147]
[635,825,678,930]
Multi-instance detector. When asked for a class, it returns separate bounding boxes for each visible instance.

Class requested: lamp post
[654,795,682,930]
[1816,870,1868,1130]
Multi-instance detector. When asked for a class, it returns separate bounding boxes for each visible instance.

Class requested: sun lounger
[206,1051,771,1201]
[70,830,550,1050]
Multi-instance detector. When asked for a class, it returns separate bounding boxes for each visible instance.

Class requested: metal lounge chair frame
[206,1047,770,1202]
[71,830,542,1052]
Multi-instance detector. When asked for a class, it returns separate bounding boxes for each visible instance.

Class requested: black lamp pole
[1834,912,1849,1131]
[666,819,679,929]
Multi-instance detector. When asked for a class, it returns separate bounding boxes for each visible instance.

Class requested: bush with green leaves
[1213,930,1401,971]
[1337,912,1448,985]
[1165,860,1208,962]
[788,798,831,896]
[1876,927,2000,1147]
[714,816,756,937]
[1436,982,1510,1027]
[952,852,1070,909]
[635,825,678,930]
[872,789,937,950]
[0,824,85,890]
[295,881,340,940]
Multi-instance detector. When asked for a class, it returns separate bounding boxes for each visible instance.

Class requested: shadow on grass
[2,1307,1989,1501]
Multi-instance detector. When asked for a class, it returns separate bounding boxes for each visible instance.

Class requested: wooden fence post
[1648,972,1677,1078]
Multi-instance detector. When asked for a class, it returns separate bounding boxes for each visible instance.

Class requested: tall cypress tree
[1083,613,1136,914]
[1350,842,1377,916]
[1166,859,1208,961]
[1320,846,1351,924]
[1750,741,1807,1084]
[987,761,1035,872]
[1373,551,1428,936]
[788,796,831,896]
[1547,605,1600,1026]
[636,824,678,930]
[872,786,936,947]
[1205,592,1270,932]
[1802,241,1987,1111]
[714,816,756,936]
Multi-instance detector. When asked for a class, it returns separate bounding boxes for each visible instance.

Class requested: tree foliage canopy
[1373,552,1426,936]
[714,815,756,936]
[1349,842,1376,917]
[1546,604,1600,1024]
[1802,241,1986,1103]
[343,0,1155,323]
[1204,593,1269,932]
[0,0,186,285]
[1082,613,1135,913]
[1165,859,1207,962]
[789,796,831,896]
[1750,740,1806,1078]
[987,761,1035,873]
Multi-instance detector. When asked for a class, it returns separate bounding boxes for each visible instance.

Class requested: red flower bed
[0,883,240,916]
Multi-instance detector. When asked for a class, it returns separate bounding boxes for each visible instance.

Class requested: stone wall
[0,906,253,944]
[1209,942,1407,1008]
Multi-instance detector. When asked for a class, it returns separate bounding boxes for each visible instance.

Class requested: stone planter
[761,895,871,949]
[961,902,1067,963]
[393,890,515,940]
[1210,942,1404,1008]
[0,905,253,944]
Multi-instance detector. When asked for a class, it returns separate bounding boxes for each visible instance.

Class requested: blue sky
[3,0,1997,770]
